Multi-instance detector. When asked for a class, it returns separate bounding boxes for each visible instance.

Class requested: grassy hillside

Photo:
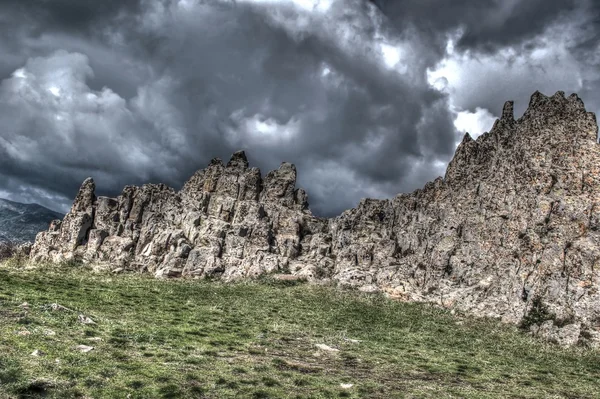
[0,262,598,398]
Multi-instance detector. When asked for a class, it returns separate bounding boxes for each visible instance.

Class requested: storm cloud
[0,0,598,216]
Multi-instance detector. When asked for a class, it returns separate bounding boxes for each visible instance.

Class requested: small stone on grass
[78,314,96,324]
[75,345,94,353]
[31,349,44,357]
[315,343,339,352]
[50,303,72,312]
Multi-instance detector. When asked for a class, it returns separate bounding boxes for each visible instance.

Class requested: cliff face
[30,91,600,346]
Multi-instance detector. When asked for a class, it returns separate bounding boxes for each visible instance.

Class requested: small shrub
[259,274,307,287]
[520,296,555,330]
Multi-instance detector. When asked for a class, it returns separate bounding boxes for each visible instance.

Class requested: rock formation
[30,91,600,347]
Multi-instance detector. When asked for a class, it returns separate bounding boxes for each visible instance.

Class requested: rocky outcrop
[31,150,328,281]
[31,91,600,347]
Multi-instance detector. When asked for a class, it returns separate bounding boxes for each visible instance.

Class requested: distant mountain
[0,198,64,243]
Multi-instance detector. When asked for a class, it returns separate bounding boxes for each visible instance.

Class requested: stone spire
[501,100,514,122]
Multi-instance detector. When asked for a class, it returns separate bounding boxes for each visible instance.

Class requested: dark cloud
[370,0,579,53]
[0,0,142,34]
[0,0,597,216]
[457,0,578,51]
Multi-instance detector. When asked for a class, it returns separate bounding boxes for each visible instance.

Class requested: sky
[0,0,598,216]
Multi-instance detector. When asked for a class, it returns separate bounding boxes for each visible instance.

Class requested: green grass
[0,262,599,398]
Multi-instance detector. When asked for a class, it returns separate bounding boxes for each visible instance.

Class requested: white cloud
[380,43,400,67]
[48,86,61,97]
[12,68,27,79]
[236,0,334,12]
[453,107,497,139]
[225,110,301,147]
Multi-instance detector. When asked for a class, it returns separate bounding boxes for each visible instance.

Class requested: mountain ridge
[0,198,64,243]
[29,90,600,347]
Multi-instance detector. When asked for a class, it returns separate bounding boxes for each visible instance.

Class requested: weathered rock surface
[31,91,600,347]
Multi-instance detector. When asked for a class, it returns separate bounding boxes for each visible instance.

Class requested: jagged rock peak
[71,178,95,214]
[180,151,307,209]
[501,100,514,122]
[528,90,547,108]
[525,90,588,115]
[226,150,249,170]
[447,90,598,184]
[209,157,224,166]
[260,162,302,208]
[462,132,473,142]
